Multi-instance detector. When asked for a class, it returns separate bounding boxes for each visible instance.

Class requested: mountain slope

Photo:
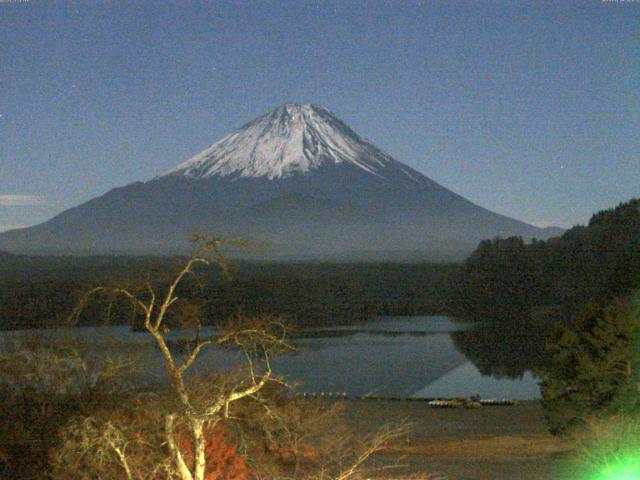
[0,104,560,260]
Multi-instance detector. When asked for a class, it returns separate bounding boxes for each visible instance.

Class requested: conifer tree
[539,291,640,434]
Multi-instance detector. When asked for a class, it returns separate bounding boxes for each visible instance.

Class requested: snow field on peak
[163,104,415,181]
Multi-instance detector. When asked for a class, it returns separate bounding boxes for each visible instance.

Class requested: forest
[449,198,640,326]
[0,255,456,330]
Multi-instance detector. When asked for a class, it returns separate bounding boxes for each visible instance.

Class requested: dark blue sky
[1,0,638,231]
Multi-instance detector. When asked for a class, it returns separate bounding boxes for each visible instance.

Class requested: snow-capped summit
[163,103,418,181]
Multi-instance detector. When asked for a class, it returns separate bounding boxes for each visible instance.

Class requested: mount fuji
[0,104,561,260]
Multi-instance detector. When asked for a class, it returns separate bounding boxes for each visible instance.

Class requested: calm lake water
[1,316,542,400]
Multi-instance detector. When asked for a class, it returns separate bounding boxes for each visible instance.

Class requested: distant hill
[0,104,560,260]
[452,198,640,321]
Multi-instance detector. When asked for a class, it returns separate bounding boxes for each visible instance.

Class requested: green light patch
[590,455,640,480]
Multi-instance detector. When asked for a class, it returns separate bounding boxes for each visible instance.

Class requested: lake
[1,316,543,400]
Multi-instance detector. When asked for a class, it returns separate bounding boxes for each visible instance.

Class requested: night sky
[1,1,638,232]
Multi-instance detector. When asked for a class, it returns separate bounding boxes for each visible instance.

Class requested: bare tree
[62,237,408,480]
[67,238,289,480]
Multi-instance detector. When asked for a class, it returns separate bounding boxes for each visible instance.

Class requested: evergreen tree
[539,291,640,434]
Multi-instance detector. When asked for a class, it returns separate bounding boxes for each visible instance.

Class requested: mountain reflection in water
[277,316,549,399]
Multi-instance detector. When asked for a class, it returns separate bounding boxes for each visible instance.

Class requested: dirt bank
[341,400,572,480]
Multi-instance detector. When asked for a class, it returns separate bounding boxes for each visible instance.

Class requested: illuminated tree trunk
[193,419,206,480]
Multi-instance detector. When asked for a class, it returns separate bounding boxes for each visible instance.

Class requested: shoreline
[342,399,571,479]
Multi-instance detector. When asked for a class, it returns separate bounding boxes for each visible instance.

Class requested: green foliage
[538,292,640,434]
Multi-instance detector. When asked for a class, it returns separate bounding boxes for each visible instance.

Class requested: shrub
[177,424,251,480]
[0,333,134,479]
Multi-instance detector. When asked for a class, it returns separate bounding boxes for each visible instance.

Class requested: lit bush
[567,415,640,480]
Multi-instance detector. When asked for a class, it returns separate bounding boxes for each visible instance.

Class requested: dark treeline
[0,255,457,329]
[450,198,640,326]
